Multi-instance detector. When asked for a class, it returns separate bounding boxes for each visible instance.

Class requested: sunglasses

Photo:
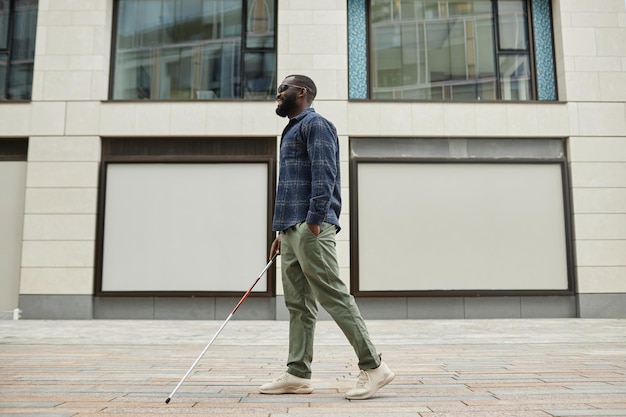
[277,83,310,94]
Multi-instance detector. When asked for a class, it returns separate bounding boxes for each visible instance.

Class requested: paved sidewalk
[1,319,626,416]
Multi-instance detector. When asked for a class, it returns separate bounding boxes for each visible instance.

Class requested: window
[352,0,555,101]
[0,0,38,101]
[111,0,276,100]
[350,138,574,296]
[96,138,277,296]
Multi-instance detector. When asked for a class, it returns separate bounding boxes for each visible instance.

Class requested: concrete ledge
[277,295,578,320]
[17,294,587,319]
[578,293,626,318]
[0,311,15,320]
[19,295,93,319]
[93,296,276,320]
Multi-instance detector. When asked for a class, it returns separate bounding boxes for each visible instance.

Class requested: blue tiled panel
[532,0,558,100]
[348,0,367,99]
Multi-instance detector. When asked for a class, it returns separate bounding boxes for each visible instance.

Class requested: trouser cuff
[287,367,311,379]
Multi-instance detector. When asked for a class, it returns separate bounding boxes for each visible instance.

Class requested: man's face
[275,80,299,118]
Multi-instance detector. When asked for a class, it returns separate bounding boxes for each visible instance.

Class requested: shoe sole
[260,386,313,395]
[345,372,395,400]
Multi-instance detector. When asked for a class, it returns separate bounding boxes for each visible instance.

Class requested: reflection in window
[369,0,533,101]
[0,0,9,50]
[247,0,274,48]
[499,54,531,100]
[0,0,38,101]
[112,0,276,100]
[498,0,528,50]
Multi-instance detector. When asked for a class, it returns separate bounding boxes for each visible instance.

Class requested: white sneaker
[259,372,313,394]
[345,358,395,400]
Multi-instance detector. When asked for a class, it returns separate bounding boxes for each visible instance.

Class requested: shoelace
[276,372,290,382]
[355,370,371,388]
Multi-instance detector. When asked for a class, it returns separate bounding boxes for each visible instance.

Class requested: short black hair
[285,74,317,101]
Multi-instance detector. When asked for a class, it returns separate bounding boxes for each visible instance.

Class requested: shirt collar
[290,107,315,122]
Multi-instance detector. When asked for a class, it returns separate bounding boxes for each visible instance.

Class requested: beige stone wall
[16,0,281,296]
[3,0,624,301]
[17,0,110,295]
[0,162,26,311]
[556,0,626,294]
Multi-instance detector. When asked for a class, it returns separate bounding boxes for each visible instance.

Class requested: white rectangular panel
[102,163,268,292]
[357,163,569,291]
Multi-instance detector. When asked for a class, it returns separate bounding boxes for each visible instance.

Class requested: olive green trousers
[280,222,380,379]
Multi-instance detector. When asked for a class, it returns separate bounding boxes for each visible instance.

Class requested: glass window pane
[0,55,7,99]
[372,24,401,88]
[424,0,439,18]
[196,41,241,99]
[201,40,240,98]
[449,0,492,16]
[426,20,466,82]
[498,0,528,50]
[197,44,222,99]
[243,51,275,99]
[477,78,497,100]
[0,0,10,50]
[158,46,194,99]
[1,0,37,100]
[400,24,419,85]
[8,62,33,99]
[399,0,417,20]
[370,0,499,101]
[475,16,496,76]
[113,50,153,99]
[370,1,394,23]
[371,22,420,93]
[113,0,255,100]
[12,0,38,59]
[450,80,495,100]
[365,1,545,101]
[499,54,531,100]
[246,0,274,48]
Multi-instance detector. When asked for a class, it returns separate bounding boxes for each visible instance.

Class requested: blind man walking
[260,74,394,400]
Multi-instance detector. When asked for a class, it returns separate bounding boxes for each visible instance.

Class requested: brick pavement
[1,319,626,416]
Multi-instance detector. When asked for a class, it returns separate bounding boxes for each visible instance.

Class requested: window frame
[108,0,277,101]
[0,0,37,101]
[361,0,547,102]
[95,137,277,297]
[493,0,536,100]
[349,137,577,297]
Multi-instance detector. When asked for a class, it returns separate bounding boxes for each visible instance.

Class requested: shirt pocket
[281,134,307,161]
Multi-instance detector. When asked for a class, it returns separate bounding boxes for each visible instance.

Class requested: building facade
[0,0,625,320]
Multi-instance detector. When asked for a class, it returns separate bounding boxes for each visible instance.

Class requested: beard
[275,92,298,117]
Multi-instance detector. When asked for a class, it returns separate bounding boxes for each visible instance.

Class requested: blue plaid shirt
[272,108,341,233]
